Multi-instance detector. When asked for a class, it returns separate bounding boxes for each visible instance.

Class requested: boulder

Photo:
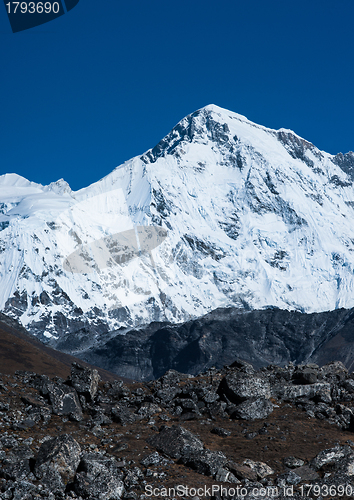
[154,386,179,403]
[277,382,331,403]
[227,461,257,481]
[343,379,354,394]
[335,404,354,430]
[311,445,354,471]
[319,361,348,381]
[70,362,101,400]
[283,456,305,468]
[211,427,231,437]
[137,403,162,419]
[229,359,256,373]
[242,459,274,479]
[74,452,124,500]
[147,425,204,460]
[107,380,131,400]
[278,470,302,485]
[22,396,52,426]
[292,465,319,481]
[47,382,83,421]
[0,445,34,481]
[111,404,137,426]
[293,364,319,384]
[180,449,227,476]
[208,401,228,418]
[124,466,144,489]
[201,390,219,404]
[218,371,271,404]
[214,467,240,483]
[140,451,163,467]
[232,397,274,421]
[8,480,37,500]
[34,434,81,493]
[31,374,51,396]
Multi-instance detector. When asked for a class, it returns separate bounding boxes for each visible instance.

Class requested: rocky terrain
[2,358,354,499]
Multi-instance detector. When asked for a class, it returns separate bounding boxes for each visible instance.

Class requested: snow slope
[1,104,354,345]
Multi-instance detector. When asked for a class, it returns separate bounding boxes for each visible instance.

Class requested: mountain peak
[2,105,354,348]
[200,103,253,124]
[141,104,319,169]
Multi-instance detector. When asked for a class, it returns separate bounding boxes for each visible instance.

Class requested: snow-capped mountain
[1,104,354,347]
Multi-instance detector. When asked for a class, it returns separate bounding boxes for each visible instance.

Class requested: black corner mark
[3,0,80,33]
[63,0,78,12]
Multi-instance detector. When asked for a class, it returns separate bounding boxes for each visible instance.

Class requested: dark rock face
[34,434,81,492]
[80,306,354,380]
[276,130,319,168]
[333,151,354,180]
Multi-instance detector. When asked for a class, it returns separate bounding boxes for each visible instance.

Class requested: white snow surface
[1,104,354,341]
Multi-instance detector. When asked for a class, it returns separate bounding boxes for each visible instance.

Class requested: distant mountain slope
[1,105,354,348]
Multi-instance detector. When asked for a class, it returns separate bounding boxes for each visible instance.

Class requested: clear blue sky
[1,1,354,191]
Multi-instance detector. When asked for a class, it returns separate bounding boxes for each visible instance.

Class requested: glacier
[1,104,354,346]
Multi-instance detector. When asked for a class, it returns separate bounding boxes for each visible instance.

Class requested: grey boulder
[232,397,274,421]
[47,382,83,421]
[218,371,271,403]
[71,362,101,401]
[180,449,227,476]
[147,425,204,460]
[34,434,81,492]
[74,452,125,500]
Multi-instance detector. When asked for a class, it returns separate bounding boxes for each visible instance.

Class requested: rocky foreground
[1,361,354,499]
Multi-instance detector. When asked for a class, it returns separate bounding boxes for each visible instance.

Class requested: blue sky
[1,1,354,191]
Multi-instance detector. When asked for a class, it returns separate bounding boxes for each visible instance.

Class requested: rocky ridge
[2,360,354,498]
[76,305,354,380]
